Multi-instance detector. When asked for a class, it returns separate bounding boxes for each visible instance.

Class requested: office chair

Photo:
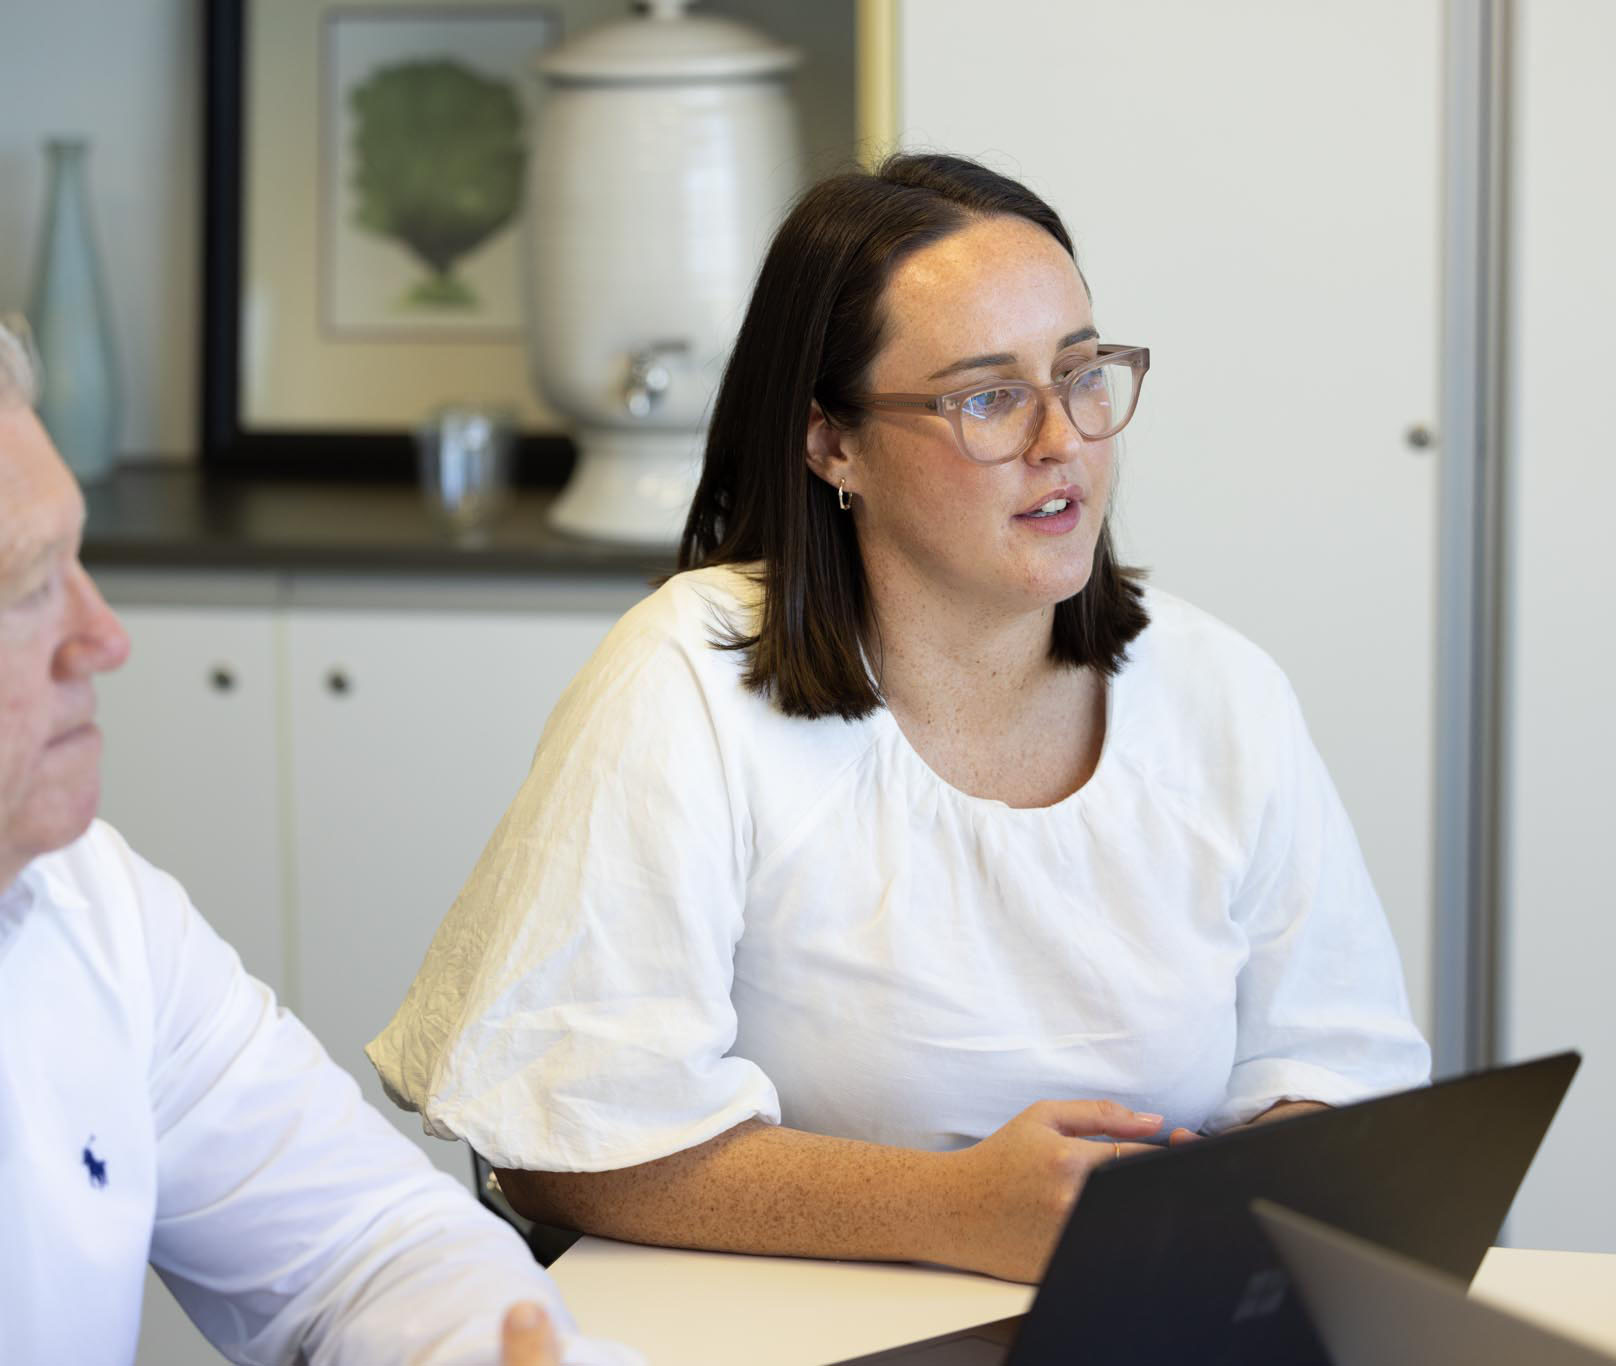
[471,1148,581,1268]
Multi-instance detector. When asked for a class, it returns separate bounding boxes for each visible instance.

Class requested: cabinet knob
[326,669,352,697]
[209,666,236,693]
[1405,423,1435,450]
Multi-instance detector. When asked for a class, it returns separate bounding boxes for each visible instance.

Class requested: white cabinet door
[1502,0,1616,1254]
[899,0,1442,1035]
[285,607,627,1182]
[94,606,287,997]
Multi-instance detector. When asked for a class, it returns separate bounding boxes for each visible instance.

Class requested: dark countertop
[82,465,677,580]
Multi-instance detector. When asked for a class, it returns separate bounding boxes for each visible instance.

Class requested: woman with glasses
[370,154,1429,1284]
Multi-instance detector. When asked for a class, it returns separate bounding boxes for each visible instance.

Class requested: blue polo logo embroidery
[82,1136,108,1188]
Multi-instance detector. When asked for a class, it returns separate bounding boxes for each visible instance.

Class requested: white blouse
[369,566,1430,1172]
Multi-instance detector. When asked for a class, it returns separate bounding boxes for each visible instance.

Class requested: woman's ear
[805,400,858,495]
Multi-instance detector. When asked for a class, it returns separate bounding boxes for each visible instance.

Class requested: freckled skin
[502,1103,1166,1285]
[843,214,1113,619]
[811,214,1114,807]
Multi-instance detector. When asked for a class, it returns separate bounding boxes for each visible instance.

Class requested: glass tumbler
[415,405,515,544]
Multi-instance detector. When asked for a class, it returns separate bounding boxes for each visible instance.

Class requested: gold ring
[1113,1140,1122,1162]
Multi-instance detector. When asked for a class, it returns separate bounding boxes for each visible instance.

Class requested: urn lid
[535,0,799,83]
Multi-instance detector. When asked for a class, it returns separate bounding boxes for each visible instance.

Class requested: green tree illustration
[349,58,527,309]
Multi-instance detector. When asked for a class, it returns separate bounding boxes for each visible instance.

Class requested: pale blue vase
[28,139,121,484]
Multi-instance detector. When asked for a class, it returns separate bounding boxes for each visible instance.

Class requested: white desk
[549,1238,1616,1365]
[1470,1248,1616,1354]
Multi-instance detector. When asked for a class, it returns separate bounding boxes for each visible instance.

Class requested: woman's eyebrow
[1057,326,1100,350]
[925,326,1099,381]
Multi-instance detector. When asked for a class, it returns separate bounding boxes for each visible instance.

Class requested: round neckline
[876,666,1123,814]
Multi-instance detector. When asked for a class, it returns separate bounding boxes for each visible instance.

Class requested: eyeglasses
[854,343,1150,465]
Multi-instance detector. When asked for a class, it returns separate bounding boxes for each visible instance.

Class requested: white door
[1501,0,1616,1254]
[898,0,1442,1036]
[284,606,627,1182]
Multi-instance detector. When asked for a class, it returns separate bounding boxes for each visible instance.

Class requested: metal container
[526,0,801,544]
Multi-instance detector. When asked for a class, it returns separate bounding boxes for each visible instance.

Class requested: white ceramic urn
[527,0,802,545]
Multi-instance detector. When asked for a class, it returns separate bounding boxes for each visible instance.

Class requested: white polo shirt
[0,821,635,1365]
[370,567,1431,1174]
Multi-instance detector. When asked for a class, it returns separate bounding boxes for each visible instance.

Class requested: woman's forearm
[498,1119,965,1266]
[498,1099,1168,1284]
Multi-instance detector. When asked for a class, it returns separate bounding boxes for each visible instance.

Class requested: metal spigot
[623,341,689,418]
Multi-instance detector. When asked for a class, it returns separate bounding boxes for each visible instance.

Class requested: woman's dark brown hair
[678,152,1148,720]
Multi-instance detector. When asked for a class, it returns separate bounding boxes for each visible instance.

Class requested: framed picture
[202,0,571,480]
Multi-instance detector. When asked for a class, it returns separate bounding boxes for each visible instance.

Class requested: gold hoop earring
[838,479,852,511]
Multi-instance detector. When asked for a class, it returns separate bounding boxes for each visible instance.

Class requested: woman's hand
[932,1099,1163,1283]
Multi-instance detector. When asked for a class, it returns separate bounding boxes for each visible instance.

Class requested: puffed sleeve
[368,586,781,1172]
[1203,674,1432,1133]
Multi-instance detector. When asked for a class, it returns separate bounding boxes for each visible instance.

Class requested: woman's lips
[1016,485,1082,517]
[1013,496,1083,534]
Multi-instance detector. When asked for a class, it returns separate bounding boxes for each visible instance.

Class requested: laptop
[1251,1199,1615,1366]
[832,1051,1580,1365]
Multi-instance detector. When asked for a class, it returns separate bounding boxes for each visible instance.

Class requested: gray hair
[0,314,39,409]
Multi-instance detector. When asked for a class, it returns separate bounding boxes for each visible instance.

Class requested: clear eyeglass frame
[854,342,1151,465]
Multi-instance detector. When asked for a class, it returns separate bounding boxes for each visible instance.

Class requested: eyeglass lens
[958,360,1138,462]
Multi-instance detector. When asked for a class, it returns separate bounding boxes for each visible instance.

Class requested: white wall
[0,0,200,459]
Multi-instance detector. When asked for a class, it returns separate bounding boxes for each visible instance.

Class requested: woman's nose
[1024,386,1084,465]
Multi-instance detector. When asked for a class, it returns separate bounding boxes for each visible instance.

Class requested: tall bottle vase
[28,139,121,484]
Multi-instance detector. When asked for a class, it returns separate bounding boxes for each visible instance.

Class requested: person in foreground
[370,154,1432,1286]
[0,323,634,1364]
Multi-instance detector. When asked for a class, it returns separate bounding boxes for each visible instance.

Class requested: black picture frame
[200,0,574,484]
